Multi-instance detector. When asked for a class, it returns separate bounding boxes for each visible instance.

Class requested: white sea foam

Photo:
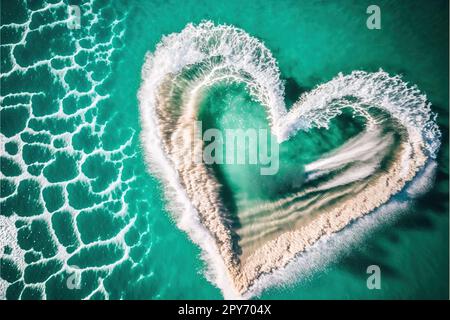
[138,21,441,298]
[241,198,411,298]
[0,0,131,300]
[243,160,438,298]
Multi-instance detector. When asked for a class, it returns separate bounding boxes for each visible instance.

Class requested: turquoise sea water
[0,0,448,299]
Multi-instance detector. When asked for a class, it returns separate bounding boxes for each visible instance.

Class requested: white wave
[406,160,438,197]
[242,198,411,298]
[243,158,438,298]
[138,21,441,298]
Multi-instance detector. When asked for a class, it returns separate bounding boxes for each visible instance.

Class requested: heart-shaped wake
[138,22,441,298]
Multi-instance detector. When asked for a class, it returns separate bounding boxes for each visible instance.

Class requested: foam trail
[242,159,438,298]
[138,21,441,297]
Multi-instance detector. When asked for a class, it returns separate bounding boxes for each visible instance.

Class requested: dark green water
[0,0,448,299]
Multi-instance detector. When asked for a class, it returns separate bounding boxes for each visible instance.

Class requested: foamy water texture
[138,22,441,298]
[0,1,144,299]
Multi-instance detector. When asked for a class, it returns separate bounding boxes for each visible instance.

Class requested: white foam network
[0,0,138,300]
